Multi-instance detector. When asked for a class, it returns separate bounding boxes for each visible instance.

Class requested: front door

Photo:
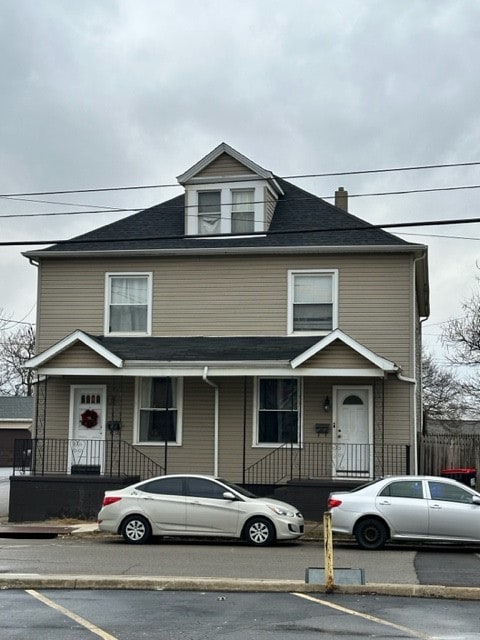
[332,386,372,478]
[69,385,106,473]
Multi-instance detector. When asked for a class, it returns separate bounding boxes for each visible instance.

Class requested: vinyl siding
[48,344,115,369]
[36,252,414,373]
[194,153,256,178]
[299,342,374,369]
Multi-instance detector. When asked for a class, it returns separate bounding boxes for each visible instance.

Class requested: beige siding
[48,344,115,369]
[299,342,374,369]
[264,187,277,228]
[195,153,255,178]
[36,252,414,372]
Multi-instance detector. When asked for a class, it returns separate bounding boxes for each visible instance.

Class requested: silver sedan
[98,474,304,545]
[328,475,480,550]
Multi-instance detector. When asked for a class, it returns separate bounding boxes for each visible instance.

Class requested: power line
[3,183,480,220]
[3,215,480,247]
[1,159,480,198]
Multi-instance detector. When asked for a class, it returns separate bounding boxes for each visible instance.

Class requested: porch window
[257,378,299,444]
[138,377,182,444]
[106,273,151,335]
[289,270,337,333]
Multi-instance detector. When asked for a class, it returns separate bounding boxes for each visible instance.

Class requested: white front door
[332,386,372,478]
[69,385,106,472]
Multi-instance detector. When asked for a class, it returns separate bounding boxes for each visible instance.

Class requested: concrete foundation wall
[9,475,139,522]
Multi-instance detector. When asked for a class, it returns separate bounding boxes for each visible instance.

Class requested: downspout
[203,366,219,476]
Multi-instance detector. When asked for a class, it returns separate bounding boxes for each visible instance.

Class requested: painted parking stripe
[292,592,436,640]
[26,590,118,640]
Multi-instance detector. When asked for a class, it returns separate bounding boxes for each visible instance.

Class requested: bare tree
[0,324,36,396]
[442,280,480,404]
[422,351,468,428]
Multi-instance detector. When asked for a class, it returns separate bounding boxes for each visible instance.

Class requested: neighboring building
[0,396,33,467]
[24,143,429,488]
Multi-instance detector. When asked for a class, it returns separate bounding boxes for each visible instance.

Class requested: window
[257,378,299,445]
[106,273,151,335]
[428,481,473,504]
[198,191,221,235]
[231,189,254,233]
[140,477,184,495]
[289,270,337,333]
[186,478,227,499]
[380,481,423,499]
[138,377,182,444]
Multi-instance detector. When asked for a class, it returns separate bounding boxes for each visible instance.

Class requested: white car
[98,474,304,545]
[328,475,480,550]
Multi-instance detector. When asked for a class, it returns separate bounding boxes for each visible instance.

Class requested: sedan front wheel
[244,517,275,546]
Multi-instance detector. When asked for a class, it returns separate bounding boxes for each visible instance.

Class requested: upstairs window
[231,189,255,233]
[289,270,338,333]
[198,191,221,235]
[106,273,152,335]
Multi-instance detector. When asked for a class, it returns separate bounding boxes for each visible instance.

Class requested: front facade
[24,143,429,486]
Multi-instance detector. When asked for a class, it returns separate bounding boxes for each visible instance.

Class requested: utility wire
[3,216,480,247]
[1,159,480,198]
[3,183,480,219]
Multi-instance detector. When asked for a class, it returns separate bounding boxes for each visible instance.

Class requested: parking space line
[292,592,436,640]
[25,590,119,640]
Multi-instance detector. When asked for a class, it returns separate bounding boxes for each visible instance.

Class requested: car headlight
[267,504,295,517]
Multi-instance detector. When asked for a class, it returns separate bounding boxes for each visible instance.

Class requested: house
[0,396,33,468]
[17,143,429,520]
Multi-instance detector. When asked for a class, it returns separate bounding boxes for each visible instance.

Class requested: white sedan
[98,474,304,545]
[328,475,480,550]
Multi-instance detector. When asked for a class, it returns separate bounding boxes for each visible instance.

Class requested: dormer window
[198,191,221,235]
[231,189,255,233]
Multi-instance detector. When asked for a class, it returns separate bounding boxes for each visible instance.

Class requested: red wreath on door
[80,409,98,428]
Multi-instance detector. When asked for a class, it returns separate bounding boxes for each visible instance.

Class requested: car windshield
[217,479,258,498]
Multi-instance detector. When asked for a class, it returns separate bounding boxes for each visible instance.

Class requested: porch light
[323,396,330,412]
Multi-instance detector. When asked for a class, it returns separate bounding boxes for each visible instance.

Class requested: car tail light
[102,496,122,507]
[328,498,342,508]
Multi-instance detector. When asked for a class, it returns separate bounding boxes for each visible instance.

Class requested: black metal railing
[13,438,164,481]
[245,442,411,486]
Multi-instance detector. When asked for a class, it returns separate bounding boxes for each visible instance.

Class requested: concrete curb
[0,575,480,600]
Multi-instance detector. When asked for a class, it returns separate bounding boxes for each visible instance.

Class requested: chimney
[335,187,348,212]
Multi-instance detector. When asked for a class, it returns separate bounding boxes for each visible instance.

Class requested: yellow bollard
[323,511,334,593]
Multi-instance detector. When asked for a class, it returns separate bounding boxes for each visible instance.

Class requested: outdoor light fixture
[323,396,330,412]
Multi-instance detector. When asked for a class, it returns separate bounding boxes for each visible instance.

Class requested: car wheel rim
[126,521,145,540]
[249,522,269,543]
[364,527,379,543]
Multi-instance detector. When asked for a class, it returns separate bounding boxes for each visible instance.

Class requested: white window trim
[104,272,153,336]
[287,269,339,335]
[133,377,184,446]
[185,179,270,235]
[252,376,303,448]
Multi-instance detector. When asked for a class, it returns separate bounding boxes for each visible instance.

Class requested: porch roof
[27,330,400,378]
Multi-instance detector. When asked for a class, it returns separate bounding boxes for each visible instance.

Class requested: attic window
[231,189,254,233]
[198,191,221,235]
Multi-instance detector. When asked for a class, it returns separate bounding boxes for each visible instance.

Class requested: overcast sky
[1,0,479,371]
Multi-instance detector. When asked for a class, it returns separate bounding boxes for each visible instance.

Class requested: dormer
[177,143,284,236]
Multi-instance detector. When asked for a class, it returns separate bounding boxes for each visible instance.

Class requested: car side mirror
[223,491,237,501]
[472,496,480,505]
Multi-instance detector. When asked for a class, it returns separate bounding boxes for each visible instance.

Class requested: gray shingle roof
[90,335,322,362]
[0,396,34,420]
[31,178,414,255]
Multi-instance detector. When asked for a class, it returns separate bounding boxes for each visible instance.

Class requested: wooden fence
[418,434,480,482]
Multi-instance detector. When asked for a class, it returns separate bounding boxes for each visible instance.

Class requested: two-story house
[18,143,429,519]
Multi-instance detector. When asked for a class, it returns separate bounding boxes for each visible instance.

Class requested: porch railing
[13,438,164,481]
[245,442,411,486]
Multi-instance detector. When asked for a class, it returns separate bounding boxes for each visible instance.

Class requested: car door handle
[378,500,391,505]
[429,503,442,509]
